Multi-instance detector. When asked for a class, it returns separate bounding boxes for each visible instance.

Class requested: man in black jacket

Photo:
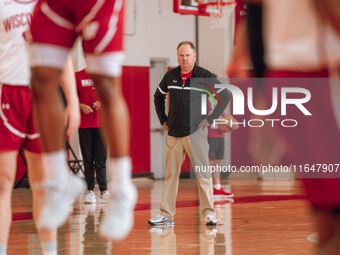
[148,41,231,226]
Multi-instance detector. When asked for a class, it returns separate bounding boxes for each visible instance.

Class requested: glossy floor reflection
[9,179,315,254]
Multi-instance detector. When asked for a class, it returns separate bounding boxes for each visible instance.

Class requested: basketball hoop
[198,1,236,29]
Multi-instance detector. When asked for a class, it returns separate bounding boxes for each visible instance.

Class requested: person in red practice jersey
[76,69,109,204]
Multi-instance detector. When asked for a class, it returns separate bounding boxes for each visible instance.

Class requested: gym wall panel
[122,66,151,173]
[124,0,195,67]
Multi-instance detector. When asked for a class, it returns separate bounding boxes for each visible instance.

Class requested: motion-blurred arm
[60,56,80,136]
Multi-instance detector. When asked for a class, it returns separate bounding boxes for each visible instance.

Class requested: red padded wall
[122,66,151,173]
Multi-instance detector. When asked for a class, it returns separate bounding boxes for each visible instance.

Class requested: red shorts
[0,84,42,153]
[30,0,125,76]
[31,0,124,53]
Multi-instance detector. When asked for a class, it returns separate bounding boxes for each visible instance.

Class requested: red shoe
[213,188,234,199]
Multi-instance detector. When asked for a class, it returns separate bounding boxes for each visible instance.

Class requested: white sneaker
[99,190,110,203]
[38,174,86,229]
[148,215,174,226]
[99,183,137,240]
[205,215,218,226]
[84,190,96,204]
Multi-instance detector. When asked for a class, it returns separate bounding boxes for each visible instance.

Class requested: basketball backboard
[173,0,234,16]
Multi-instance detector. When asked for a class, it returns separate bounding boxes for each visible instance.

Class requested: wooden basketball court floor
[8,178,316,255]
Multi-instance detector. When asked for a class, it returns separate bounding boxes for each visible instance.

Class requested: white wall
[71,38,87,72]
[124,0,196,67]
[197,13,235,77]
[197,13,236,167]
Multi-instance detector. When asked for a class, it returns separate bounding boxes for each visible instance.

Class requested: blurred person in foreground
[227,0,340,253]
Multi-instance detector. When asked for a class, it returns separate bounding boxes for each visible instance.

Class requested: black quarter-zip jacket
[154,64,231,137]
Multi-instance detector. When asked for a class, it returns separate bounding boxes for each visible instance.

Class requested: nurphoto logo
[200,82,312,128]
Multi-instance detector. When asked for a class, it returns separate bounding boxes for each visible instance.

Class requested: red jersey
[30,0,124,54]
[180,70,192,85]
[0,0,37,86]
[76,70,100,129]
